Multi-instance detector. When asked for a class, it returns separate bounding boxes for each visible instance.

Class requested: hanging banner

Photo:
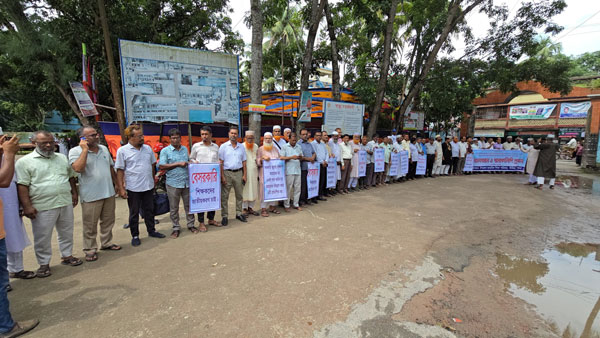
[248,104,266,113]
[400,151,409,175]
[509,104,556,120]
[298,91,313,122]
[416,153,427,175]
[374,148,385,172]
[326,157,337,188]
[472,150,527,172]
[307,162,320,199]
[188,163,221,213]
[262,159,287,202]
[464,154,474,172]
[559,102,591,119]
[358,150,367,177]
[389,152,400,177]
[69,82,98,117]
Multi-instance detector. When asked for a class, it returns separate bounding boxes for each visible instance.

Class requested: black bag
[153,192,170,216]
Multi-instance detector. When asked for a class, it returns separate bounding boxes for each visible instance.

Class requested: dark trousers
[366,163,375,186]
[300,169,308,203]
[127,189,156,238]
[408,161,417,179]
[426,154,435,177]
[451,157,459,174]
[319,163,327,197]
[197,211,215,223]
[0,239,14,333]
[338,159,352,192]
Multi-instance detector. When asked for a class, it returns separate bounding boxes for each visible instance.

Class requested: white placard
[373,148,385,173]
[263,159,287,202]
[307,162,320,199]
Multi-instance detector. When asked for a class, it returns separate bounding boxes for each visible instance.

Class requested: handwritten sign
[263,159,287,202]
[400,151,409,175]
[416,153,427,175]
[464,154,474,172]
[307,162,320,199]
[374,148,385,173]
[358,150,367,177]
[389,152,400,176]
[188,163,220,213]
[326,157,337,188]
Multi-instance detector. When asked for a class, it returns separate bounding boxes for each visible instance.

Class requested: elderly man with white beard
[16,131,83,278]
[256,133,282,217]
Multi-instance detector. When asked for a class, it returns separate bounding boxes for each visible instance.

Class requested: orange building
[462,80,600,167]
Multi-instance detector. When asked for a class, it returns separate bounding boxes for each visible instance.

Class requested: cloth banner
[389,152,400,176]
[509,104,556,120]
[559,102,591,119]
[374,148,385,172]
[358,150,367,177]
[188,163,221,213]
[326,157,337,188]
[307,162,320,199]
[416,153,427,175]
[472,150,527,172]
[400,151,409,175]
[262,159,287,202]
[464,154,474,172]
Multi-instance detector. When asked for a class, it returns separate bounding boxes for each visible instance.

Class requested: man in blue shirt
[298,128,316,206]
[159,128,198,238]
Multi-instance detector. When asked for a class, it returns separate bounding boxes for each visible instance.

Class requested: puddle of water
[495,243,600,337]
[555,175,600,196]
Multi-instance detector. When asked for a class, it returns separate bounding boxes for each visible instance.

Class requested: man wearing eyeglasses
[69,127,121,262]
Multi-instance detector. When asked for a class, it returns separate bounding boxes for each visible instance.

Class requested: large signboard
[559,102,591,119]
[188,163,221,213]
[471,150,527,172]
[119,40,240,124]
[509,104,556,120]
[323,101,365,136]
[403,111,425,130]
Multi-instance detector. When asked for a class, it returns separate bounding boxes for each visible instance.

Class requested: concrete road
[8,161,600,337]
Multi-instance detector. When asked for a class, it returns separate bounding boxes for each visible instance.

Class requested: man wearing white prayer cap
[242,130,259,217]
[272,125,287,151]
[283,128,292,140]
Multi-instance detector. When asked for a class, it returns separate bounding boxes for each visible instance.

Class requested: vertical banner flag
[358,150,367,177]
[326,157,337,188]
[263,159,287,202]
[416,153,427,175]
[464,154,474,172]
[374,148,385,172]
[69,82,98,117]
[188,163,221,213]
[389,152,400,177]
[307,162,320,199]
[298,91,313,122]
[400,151,409,175]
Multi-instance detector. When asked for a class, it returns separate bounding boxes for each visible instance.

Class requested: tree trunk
[97,0,127,144]
[366,0,400,138]
[297,0,326,131]
[396,0,484,121]
[249,0,263,142]
[324,0,340,102]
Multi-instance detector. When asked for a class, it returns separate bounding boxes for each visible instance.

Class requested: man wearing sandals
[69,127,121,262]
[189,126,221,231]
[159,128,198,239]
[256,133,281,217]
[15,131,83,278]
[0,134,40,338]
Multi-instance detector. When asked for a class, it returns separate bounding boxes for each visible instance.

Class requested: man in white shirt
[433,135,443,176]
[328,131,342,193]
[502,136,517,150]
[425,137,437,178]
[311,131,328,200]
[115,125,166,247]
[366,135,378,187]
[218,126,248,225]
[458,136,468,175]
[272,125,287,151]
[189,126,221,231]
[450,136,460,175]
[69,126,120,260]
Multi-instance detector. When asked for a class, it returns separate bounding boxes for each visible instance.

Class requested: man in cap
[242,131,259,217]
[502,136,517,150]
[272,125,287,151]
[433,135,443,176]
[348,133,362,191]
[256,132,281,216]
[283,128,292,141]
[534,136,559,190]
[328,131,342,194]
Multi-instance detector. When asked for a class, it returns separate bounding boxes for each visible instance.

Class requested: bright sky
[212,0,600,57]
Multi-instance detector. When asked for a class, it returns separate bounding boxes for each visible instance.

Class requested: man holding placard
[280,133,303,211]
[189,126,221,231]
[256,133,282,217]
[218,126,247,225]
[311,132,328,201]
